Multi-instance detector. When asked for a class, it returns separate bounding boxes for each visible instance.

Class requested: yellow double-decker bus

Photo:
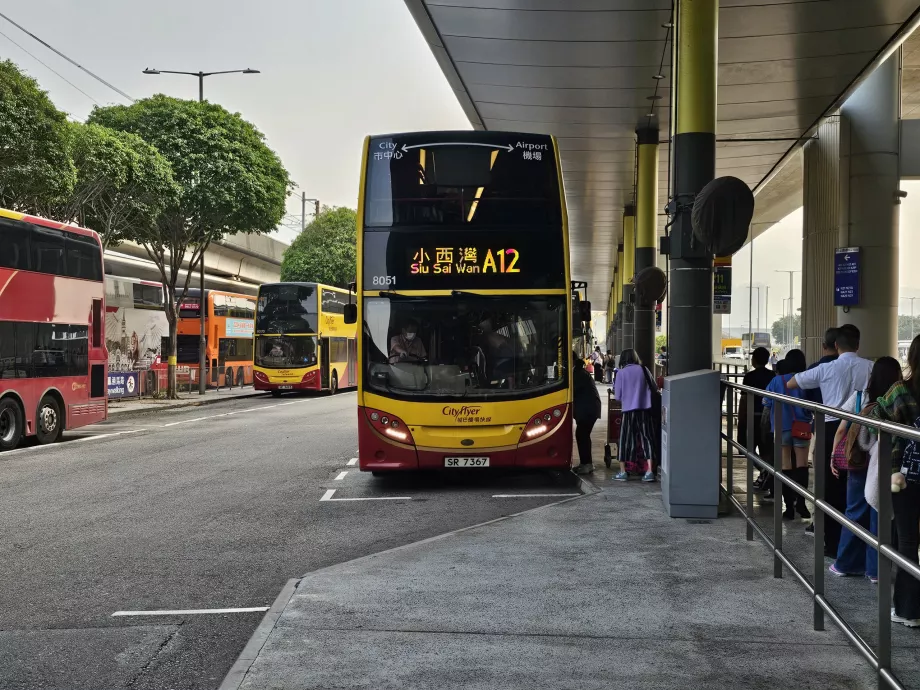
[349,131,573,474]
[254,282,356,396]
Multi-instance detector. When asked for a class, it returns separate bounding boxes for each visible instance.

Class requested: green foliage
[898,315,920,341]
[0,60,75,211]
[655,334,668,352]
[281,207,357,287]
[59,122,179,248]
[89,95,292,397]
[771,313,801,345]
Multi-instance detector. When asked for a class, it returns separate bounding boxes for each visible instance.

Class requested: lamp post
[301,193,320,231]
[775,270,800,346]
[142,67,260,394]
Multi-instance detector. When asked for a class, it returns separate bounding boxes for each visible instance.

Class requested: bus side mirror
[579,300,592,322]
[344,303,357,324]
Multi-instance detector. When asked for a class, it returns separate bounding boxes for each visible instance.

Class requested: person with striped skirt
[613,348,658,482]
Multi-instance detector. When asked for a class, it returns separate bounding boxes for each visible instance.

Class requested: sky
[4,1,920,326]
[0,0,470,243]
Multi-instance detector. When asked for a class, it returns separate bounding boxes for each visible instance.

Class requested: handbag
[784,375,813,440]
[831,391,862,471]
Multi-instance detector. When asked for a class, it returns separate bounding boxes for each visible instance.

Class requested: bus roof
[0,207,101,243]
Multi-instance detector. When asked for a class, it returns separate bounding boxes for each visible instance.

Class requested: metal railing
[721,377,920,690]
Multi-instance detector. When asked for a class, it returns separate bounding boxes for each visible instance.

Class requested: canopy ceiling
[405,0,920,300]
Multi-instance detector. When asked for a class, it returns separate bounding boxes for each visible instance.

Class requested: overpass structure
[103,231,287,297]
[406,0,920,369]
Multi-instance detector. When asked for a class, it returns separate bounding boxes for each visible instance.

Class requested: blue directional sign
[834,247,860,307]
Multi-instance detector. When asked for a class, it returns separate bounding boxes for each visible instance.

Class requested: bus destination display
[409,246,520,276]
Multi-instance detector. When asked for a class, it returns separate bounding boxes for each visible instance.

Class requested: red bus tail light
[365,408,415,445]
[519,405,568,443]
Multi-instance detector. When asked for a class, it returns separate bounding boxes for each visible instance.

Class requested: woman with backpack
[613,348,658,482]
[830,356,902,582]
[871,336,920,627]
[762,350,812,520]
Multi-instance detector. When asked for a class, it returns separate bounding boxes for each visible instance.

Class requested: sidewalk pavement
[107,385,264,416]
[223,487,877,689]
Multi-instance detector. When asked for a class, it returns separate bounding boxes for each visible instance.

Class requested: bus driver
[389,319,427,363]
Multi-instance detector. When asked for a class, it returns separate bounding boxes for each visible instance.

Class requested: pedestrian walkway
[108,385,264,416]
[223,482,878,689]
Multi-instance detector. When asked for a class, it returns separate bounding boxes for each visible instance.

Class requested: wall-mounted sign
[107,371,139,399]
[834,247,860,307]
[713,256,732,315]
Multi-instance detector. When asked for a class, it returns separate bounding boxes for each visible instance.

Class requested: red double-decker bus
[0,209,108,450]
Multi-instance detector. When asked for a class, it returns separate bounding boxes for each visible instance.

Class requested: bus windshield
[365,133,560,228]
[257,284,318,334]
[255,335,318,369]
[363,294,567,400]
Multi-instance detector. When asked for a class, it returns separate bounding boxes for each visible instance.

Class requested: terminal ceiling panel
[405,0,920,295]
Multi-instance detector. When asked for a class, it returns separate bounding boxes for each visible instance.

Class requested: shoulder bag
[785,375,813,440]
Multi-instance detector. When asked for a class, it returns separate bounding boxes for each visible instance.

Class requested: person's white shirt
[791,351,873,421]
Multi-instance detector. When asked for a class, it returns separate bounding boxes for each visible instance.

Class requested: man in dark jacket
[573,353,601,474]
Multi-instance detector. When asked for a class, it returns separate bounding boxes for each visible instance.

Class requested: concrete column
[622,208,636,352]
[616,243,625,355]
[608,279,617,352]
[669,0,716,375]
[802,117,840,363]
[839,50,900,359]
[635,127,659,369]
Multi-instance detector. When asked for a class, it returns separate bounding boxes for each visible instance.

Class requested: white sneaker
[891,608,920,628]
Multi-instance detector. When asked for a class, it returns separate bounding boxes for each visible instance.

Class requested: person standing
[613,349,658,482]
[604,350,615,384]
[738,347,775,491]
[572,353,601,475]
[788,324,873,557]
[590,346,605,383]
[763,350,813,520]
[830,356,902,583]
[770,351,779,370]
[870,336,920,627]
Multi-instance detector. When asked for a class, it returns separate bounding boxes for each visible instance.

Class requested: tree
[281,207,357,287]
[898,315,920,341]
[0,60,75,212]
[90,95,292,397]
[57,122,179,249]
[655,334,667,352]
[771,313,801,345]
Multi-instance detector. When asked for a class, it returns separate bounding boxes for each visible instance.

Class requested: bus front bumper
[254,368,319,391]
[357,410,572,472]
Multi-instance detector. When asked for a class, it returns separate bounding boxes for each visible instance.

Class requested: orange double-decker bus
[170,288,255,388]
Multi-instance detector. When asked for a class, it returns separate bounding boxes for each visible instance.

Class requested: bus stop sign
[834,247,860,307]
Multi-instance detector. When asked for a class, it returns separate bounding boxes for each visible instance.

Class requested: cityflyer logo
[442,405,491,424]
[71,382,86,391]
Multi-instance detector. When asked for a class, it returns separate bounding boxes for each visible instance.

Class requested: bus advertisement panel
[354,131,572,473]
[254,282,356,396]
[168,289,256,388]
[0,208,108,450]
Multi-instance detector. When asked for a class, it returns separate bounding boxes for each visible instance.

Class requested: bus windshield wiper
[450,290,503,299]
[378,291,428,300]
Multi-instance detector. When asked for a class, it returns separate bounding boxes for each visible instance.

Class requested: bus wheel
[0,398,24,451]
[270,390,282,398]
[36,395,63,445]
[225,368,234,388]
[237,367,244,387]
[329,372,338,396]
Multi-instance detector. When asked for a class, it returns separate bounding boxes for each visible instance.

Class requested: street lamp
[775,270,801,346]
[143,66,260,394]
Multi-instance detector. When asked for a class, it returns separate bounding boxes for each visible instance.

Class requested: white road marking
[320,489,411,502]
[492,493,581,498]
[346,457,358,466]
[334,471,348,481]
[160,394,342,427]
[0,429,143,457]
[111,607,269,617]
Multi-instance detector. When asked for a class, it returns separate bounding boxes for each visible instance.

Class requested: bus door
[347,338,357,386]
[320,337,330,389]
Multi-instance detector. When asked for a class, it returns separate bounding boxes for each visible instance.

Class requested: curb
[218,577,301,690]
[107,391,266,417]
[218,489,598,690]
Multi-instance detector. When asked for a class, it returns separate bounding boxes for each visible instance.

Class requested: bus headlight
[364,408,414,445]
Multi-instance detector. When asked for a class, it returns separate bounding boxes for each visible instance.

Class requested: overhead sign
[713,256,732,315]
[107,372,139,399]
[834,247,860,306]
